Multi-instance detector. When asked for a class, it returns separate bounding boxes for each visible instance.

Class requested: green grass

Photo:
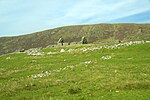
[0,43,150,100]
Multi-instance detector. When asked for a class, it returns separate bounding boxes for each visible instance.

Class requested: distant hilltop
[0,23,150,55]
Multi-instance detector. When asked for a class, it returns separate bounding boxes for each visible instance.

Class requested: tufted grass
[0,43,150,100]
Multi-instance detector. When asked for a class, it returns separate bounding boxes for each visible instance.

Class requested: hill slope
[0,24,150,55]
[0,41,150,99]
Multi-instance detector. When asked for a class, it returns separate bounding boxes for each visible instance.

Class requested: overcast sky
[0,0,150,36]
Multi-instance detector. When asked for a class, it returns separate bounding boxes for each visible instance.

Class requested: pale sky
[0,0,150,36]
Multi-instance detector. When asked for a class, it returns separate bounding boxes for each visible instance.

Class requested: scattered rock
[101,55,111,60]
[60,49,65,52]
[115,90,119,93]
[31,60,37,63]
[20,49,25,52]
[68,49,75,52]
[84,61,92,64]
[47,52,57,55]
[6,57,11,60]
[25,48,44,56]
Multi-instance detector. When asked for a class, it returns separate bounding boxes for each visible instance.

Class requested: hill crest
[0,23,150,55]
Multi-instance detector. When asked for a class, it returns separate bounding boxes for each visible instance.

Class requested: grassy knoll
[0,42,150,100]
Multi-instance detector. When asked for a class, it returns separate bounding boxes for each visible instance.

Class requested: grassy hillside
[0,24,150,55]
[0,41,150,99]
